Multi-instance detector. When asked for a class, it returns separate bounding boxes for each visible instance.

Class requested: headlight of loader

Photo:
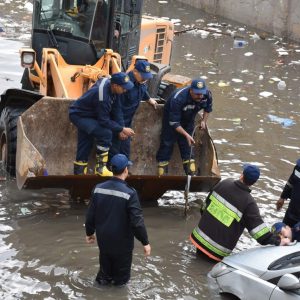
[20,48,36,68]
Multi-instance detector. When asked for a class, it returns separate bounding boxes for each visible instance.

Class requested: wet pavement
[0,0,300,299]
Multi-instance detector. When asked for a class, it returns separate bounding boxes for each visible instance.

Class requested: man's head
[110,154,133,175]
[111,72,134,94]
[272,222,292,242]
[133,60,153,83]
[242,164,260,186]
[190,79,208,101]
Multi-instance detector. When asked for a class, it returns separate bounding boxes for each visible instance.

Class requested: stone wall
[175,0,300,42]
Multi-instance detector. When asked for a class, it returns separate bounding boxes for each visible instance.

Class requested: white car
[208,243,300,300]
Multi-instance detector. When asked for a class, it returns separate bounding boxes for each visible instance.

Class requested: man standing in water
[85,154,151,286]
[190,164,289,262]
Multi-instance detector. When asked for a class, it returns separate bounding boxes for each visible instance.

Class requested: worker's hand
[148,98,157,109]
[276,198,285,211]
[143,244,151,256]
[280,236,292,246]
[119,131,128,140]
[86,234,96,244]
[122,127,135,137]
[200,120,206,130]
[186,134,195,146]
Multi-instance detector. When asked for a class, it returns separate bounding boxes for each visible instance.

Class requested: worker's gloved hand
[276,198,285,211]
[143,244,151,256]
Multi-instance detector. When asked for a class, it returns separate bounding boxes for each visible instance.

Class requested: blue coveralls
[110,71,150,159]
[281,163,300,227]
[85,177,149,285]
[69,78,124,162]
[156,86,212,162]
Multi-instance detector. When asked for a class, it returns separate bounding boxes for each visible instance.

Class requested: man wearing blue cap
[156,78,213,176]
[272,221,300,243]
[190,164,288,262]
[85,154,151,286]
[276,159,300,227]
[110,60,157,160]
[69,72,135,176]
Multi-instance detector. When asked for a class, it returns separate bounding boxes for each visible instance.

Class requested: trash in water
[244,52,253,56]
[231,78,243,83]
[158,0,168,3]
[20,207,31,215]
[249,33,260,41]
[233,39,248,48]
[239,97,248,101]
[258,74,264,80]
[267,115,295,127]
[277,80,286,90]
[218,81,230,87]
[259,91,273,98]
[270,77,281,82]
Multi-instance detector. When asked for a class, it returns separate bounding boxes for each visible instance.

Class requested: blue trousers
[156,121,194,162]
[69,114,112,162]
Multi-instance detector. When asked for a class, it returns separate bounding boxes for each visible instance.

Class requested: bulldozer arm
[16,97,220,201]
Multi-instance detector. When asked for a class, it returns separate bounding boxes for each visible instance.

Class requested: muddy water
[0,0,300,299]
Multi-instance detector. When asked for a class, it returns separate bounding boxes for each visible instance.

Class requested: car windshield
[33,0,110,44]
[268,252,300,270]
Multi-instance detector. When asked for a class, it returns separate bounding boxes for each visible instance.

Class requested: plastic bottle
[233,39,248,48]
[277,80,286,90]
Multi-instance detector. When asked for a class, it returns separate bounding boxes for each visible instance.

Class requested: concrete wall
[175,0,300,42]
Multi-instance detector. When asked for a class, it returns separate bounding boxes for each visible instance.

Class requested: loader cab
[31,0,142,68]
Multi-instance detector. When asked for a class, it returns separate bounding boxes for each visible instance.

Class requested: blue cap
[272,222,286,234]
[134,60,153,80]
[111,72,134,90]
[110,154,133,173]
[296,159,300,167]
[191,79,208,95]
[243,164,260,183]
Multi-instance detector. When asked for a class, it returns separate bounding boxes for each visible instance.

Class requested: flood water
[0,0,300,299]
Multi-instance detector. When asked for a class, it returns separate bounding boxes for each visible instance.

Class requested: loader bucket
[16,97,220,201]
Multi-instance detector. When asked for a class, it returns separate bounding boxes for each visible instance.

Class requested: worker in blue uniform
[110,60,157,160]
[85,154,151,286]
[156,78,213,176]
[276,159,300,227]
[69,72,134,176]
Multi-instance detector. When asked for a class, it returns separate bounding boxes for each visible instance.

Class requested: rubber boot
[183,159,196,176]
[157,161,169,176]
[74,161,88,175]
[95,151,113,176]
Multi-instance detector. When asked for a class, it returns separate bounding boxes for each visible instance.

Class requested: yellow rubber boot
[158,161,169,176]
[74,161,88,175]
[183,159,196,176]
[95,152,113,176]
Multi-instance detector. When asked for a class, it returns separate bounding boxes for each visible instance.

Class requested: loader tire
[158,82,177,101]
[0,107,26,176]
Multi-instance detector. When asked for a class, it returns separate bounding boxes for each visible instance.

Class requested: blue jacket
[165,86,213,129]
[292,222,300,242]
[85,177,149,253]
[120,71,150,127]
[69,78,124,132]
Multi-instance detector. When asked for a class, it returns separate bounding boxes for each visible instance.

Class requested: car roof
[222,243,300,277]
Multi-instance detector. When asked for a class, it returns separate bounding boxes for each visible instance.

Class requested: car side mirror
[277,274,300,290]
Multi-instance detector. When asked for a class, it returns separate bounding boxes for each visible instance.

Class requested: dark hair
[112,167,126,175]
[243,177,257,186]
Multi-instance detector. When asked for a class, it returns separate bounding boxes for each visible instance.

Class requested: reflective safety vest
[190,179,278,261]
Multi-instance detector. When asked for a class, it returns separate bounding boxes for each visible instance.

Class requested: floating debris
[258,74,264,80]
[239,97,248,101]
[259,91,273,98]
[277,80,286,90]
[218,81,230,87]
[244,52,253,56]
[231,78,243,83]
[268,115,295,127]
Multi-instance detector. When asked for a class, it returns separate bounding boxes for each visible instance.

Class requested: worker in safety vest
[190,164,290,262]
[69,72,134,176]
[156,78,212,176]
[109,60,157,160]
